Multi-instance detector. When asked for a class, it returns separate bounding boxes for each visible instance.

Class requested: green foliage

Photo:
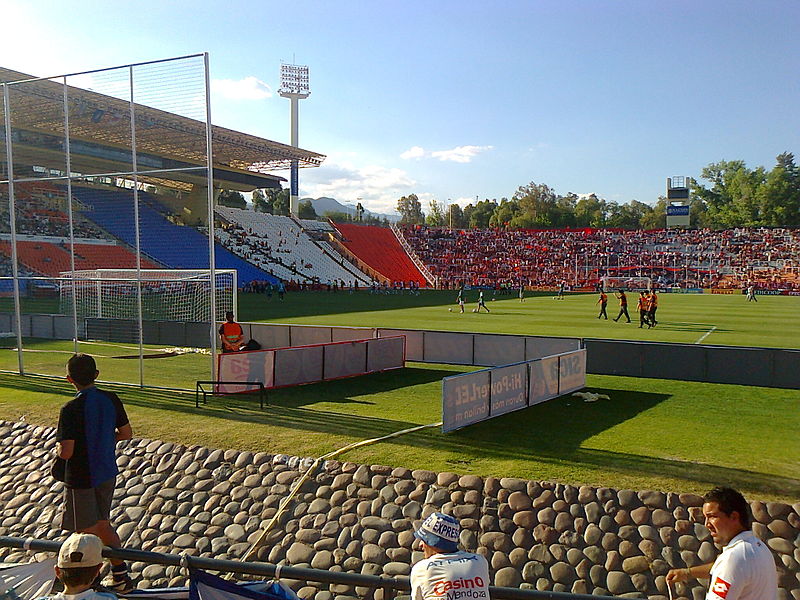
[464,199,496,228]
[298,199,318,220]
[397,194,425,225]
[447,203,467,229]
[425,200,446,227]
[271,189,290,216]
[691,153,800,228]
[252,189,272,213]
[217,190,247,209]
[323,210,353,223]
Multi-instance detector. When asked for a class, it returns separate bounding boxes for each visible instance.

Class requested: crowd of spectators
[401,226,800,290]
[0,184,109,240]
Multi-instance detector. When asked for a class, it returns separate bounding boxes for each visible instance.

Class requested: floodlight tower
[278,62,310,216]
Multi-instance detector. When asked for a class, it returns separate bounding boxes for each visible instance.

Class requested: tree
[640,197,667,229]
[448,203,467,229]
[396,194,425,225]
[463,199,496,228]
[513,182,559,226]
[574,194,608,227]
[489,198,520,228]
[606,200,652,229]
[252,189,272,213]
[757,152,800,226]
[272,189,290,216]
[298,199,318,220]
[218,190,246,209]
[323,211,353,222]
[425,200,446,227]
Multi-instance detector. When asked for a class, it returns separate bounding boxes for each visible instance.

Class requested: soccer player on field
[476,290,490,313]
[648,290,658,325]
[637,292,652,328]
[612,290,631,323]
[456,288,465,313]
[596,290,608,319]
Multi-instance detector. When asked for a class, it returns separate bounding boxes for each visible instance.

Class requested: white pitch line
[695,326,717,344]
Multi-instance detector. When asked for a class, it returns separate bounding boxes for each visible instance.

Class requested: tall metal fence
[0,55,218,389]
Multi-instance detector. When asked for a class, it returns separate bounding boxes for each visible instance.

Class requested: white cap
[58,533,103,568]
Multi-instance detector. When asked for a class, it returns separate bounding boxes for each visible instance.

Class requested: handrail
[388,222,437,288]
[0,536,612,600]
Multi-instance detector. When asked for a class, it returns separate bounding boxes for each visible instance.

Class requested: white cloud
[211,76,273,101]
[401,145,493,163]
[431,145,493,163]
[451,196,477,207]
[300,154,417,214]
[400,146,426,160]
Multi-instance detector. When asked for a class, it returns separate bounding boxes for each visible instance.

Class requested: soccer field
[0,290,797,501]
[238,289,800,349]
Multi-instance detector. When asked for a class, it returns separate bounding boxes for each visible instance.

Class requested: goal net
[601,276,652,292]
[59,269,237,322]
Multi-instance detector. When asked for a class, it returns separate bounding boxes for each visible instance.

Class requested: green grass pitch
[0,290,797,501]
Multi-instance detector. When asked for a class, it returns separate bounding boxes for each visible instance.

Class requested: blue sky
[2,0,798,215]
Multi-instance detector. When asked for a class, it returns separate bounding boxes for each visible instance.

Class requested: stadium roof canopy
[0,66,325,191]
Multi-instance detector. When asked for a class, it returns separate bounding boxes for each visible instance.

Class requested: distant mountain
[302,197,399,222]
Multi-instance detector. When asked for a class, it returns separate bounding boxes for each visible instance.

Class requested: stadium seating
[71,187,279,285]
[400,226,800,290]
[333,223,427,286]
[0,241,161,278]
[215,207,371,285]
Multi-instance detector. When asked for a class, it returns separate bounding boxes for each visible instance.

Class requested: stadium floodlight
[278,63,310,216]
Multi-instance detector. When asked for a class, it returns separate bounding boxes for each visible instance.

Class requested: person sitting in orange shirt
[219,311,244,352]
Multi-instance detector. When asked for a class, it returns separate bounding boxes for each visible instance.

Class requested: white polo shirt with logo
[706,531,777,600]
[410,551,490,600]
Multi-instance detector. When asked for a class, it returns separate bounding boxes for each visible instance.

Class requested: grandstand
[332,222,429,286]
[215,206,371,285]
[400,226,800,291]
[71,186,279,285]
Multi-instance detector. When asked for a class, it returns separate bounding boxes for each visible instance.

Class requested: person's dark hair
[704,486,751,529]
[67,353,97,386]
[58,565,101,587]
[225,311,235,320]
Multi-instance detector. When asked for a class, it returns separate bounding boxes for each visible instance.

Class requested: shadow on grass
[2,372,795,498]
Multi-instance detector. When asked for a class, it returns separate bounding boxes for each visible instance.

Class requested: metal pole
[129,66,145,388]
[2,84,25,375]
[289,97,299,216]
[204,53,218,382]
[63,76,79,354]
[0,536,607,600]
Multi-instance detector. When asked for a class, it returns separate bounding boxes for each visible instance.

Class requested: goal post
[601,276,652,293]
[59,269,237,323]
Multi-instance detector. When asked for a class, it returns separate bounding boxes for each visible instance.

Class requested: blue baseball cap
[414,512,460,552]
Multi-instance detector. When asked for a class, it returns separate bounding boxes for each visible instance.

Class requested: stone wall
[0,420,797,599]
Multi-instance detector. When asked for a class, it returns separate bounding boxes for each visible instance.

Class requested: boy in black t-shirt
[54,354,133,593]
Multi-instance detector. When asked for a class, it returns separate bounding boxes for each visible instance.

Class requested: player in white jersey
[410,512,490,600]
[666,487,777,600]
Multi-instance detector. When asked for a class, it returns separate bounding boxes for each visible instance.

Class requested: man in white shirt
[410,512,490,600]
[666,487,778,599]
